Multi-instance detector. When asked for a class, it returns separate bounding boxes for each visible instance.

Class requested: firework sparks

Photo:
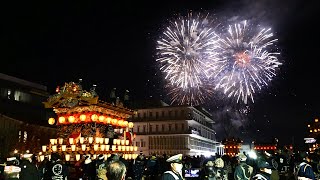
[156,12,219,105]
[166,81,215,106]
[211,20,282,104]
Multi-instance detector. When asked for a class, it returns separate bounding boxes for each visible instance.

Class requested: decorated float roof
[43,81,134,119]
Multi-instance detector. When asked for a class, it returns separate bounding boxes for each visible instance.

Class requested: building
[130,104,223,156]
[0,73,56,157]
[306,118,320,152]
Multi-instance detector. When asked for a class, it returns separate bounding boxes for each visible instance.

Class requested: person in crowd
[19,154,39,180]
[132,152,145,180]
[234,153,253,180]
[213,157,228,180]
[252,159,273,180]
[38,156,50,180]
[81,155,96,180]
[106,160,127,180]
[95,154,107,180]
[46,153,68,180]
[145,154,158,180]
[161,154,184,180]
[201,160,215,180]
[0,154,5,180]
[263,151,280,180]
[3,156,20,180]
[295,151,316,180]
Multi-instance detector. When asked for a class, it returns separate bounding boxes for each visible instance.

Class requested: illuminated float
[38,81,138,162]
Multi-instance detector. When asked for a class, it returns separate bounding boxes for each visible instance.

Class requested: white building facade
[131,105,224,156]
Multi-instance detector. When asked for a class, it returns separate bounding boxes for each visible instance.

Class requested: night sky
[1,0,319,146]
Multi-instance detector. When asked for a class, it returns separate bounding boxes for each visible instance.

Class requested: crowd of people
[1,148,320,180]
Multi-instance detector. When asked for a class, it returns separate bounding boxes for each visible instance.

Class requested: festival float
[38,81,138,162]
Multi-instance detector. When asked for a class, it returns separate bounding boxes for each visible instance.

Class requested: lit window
[14,91,21,101]
[23,131,27,143]
[315,119,319,122]
[18,131,21,142]
[7,90,11,99]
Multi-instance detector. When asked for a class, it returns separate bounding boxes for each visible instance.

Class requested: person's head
[22,154,33,162]
[106,160,126,180]
[51,153,61,162]
[237,153,247,162]
[256,159,273,174]
[166,154,183,173]
[300,151,310,162]
[84,155,92,164]
[214,158,224,168]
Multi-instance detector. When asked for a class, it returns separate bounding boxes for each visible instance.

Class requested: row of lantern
[42,144,138,152]
[254,146,277,150]
[48,114,134,128]
[38,152,139,162]
[49,137,130,146]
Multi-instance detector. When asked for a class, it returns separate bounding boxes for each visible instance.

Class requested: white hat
[98,154,104,160]
[7,157,17,161]
[166,154,183,163]
[22,154,33,159]
[215,158,224,168]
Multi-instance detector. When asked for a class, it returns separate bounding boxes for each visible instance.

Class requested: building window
[169,124,172,131]
[137,126,140,133]
[137,113,140,118]
[175,124,178,131]
[162,124,165,132]
[143,125,146,132]
[136,141,140,147]
[156,112,159,119]
[168,111,172,117]
[143,113,146,119]
[175,110,178,117]
[162,111,165,117]
[18,131,21,142]
[23,131,27,143]
[181,124,185,131]
[7,89,11,99]
[149,112,153,117]
[14,91,21,101]
[181,110,185,116]
[149,125,153,132]
[156,125,159,132]
[140,140,145,147]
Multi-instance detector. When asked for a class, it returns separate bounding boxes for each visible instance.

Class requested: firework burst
[156,12,219,105]
[211,20,282,104]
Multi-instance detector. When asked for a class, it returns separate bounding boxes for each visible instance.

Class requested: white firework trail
[211,20,282,104]
[156,12,220,105]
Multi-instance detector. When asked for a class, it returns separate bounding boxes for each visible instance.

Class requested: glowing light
[48,118,55,125]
